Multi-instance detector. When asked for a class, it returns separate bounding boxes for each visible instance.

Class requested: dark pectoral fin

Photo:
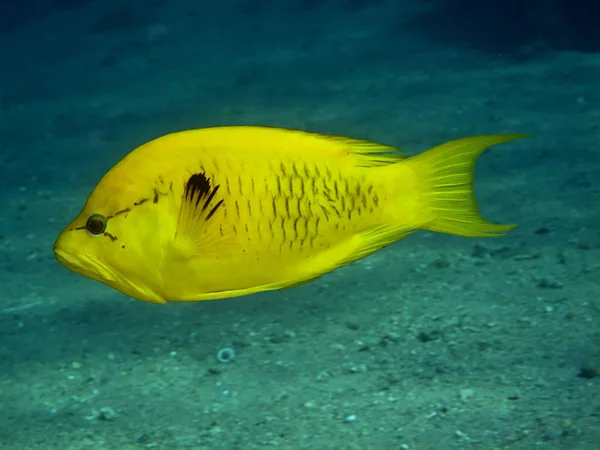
[174,172,232,257]
[185,173,223,220]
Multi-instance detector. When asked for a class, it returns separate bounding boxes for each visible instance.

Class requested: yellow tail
[407,134,529,237]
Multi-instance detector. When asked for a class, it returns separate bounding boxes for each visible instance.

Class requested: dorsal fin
[152,126,405,168]
[297,128,406,167]
[317,133,406,167]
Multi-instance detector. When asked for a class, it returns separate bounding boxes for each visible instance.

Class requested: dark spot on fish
[268,218,274,235]
[232,224,238,235]
[331,204,341,218]
[104,232,117,242]
[134,199,148,206]
[245,223,249,233]
[121,244,125,249]
[113,207,131,217]
[300,163,308,179]
[238,176,243,196]
[279,216,287,243]
[235,201,240,219]
[292,162,300,178]
[247,200,252,216]
[360,193,367,209]
[324,166,331,180]
[373,194,379,207]
[284,195,290,218]
[298,218,308,248]
[153,189,160,204]
[251,178,255,195]
[205,199,224,221]
[308,217,320,248]
[298,174,305,198]
[225,179,231,195]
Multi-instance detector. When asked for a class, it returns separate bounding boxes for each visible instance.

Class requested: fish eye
[86,214,107,236]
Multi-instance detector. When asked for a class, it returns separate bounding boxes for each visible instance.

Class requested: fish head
[53,176,175,304]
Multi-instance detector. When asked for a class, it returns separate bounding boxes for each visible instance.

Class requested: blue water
[1,1,599,449]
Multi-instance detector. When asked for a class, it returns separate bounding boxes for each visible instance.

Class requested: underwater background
[1,0,599,448]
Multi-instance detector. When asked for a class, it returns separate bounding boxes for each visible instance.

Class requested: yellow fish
[53,126,525,304]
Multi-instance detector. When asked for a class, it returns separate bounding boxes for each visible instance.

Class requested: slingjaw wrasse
[53,126,526,303]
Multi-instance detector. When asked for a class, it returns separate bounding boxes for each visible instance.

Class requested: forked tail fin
[407,134,528,237]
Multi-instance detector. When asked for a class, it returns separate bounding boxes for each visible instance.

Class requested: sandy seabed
[0,1,599,449]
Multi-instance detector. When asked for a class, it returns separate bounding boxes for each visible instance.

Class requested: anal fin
[338,225,416,268]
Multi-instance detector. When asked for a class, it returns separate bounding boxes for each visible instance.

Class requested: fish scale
[257,159,365,253]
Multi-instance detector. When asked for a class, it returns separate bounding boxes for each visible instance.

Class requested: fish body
[53,126,525,303]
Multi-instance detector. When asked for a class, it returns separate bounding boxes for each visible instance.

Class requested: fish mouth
[53,248,73,268]
[53,248,116,283]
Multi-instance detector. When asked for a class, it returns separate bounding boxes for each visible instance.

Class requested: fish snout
[53,239,117,283]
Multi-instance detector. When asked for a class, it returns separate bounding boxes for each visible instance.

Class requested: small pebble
[537,278,563,289]
[343,414,357,423]
[98,407,118,421]
[459,388,474,402]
